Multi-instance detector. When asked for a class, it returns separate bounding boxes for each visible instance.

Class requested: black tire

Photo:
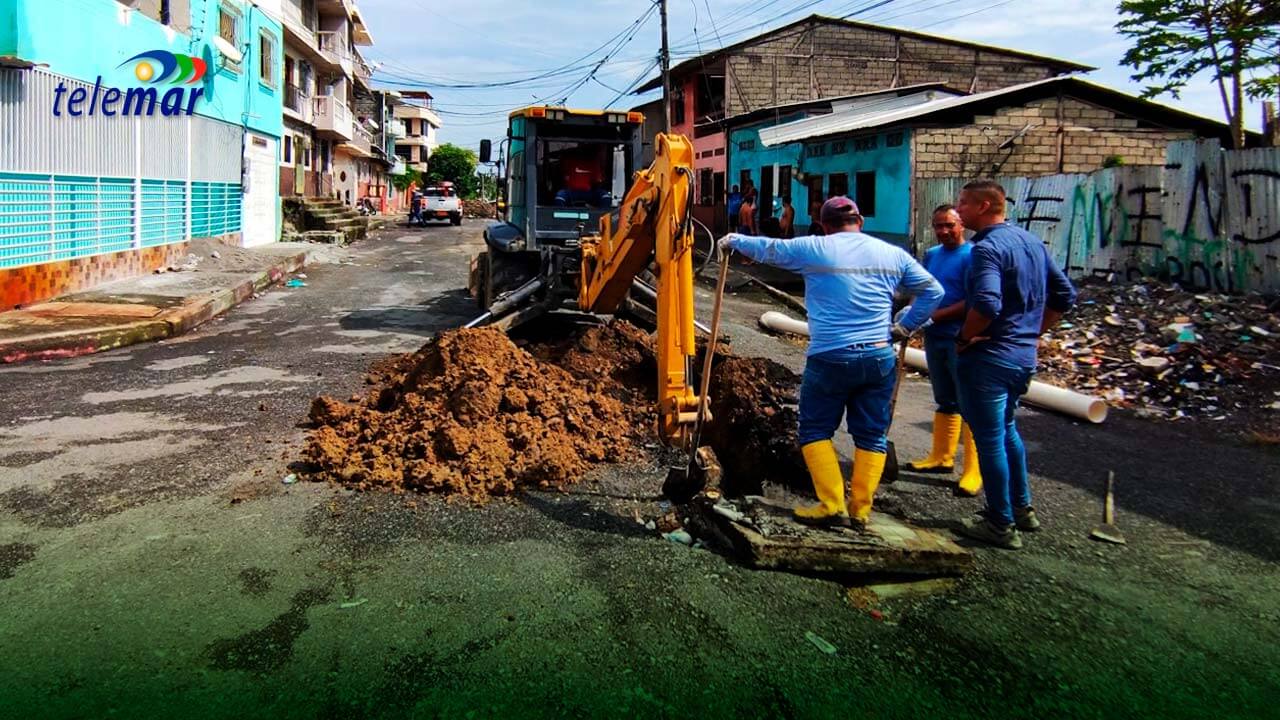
[451,214,462,226]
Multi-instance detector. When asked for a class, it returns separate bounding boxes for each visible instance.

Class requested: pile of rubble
[1038,282,1280,428]
[462,199,496,218]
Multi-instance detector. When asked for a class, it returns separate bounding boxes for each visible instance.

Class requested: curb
[0,249,313,364]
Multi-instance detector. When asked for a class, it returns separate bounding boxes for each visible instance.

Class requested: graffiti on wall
[917,141,1280,293]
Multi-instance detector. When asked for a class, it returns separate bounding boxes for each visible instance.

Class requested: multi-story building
[393,92,441,173]
[259,0,393,207]
[0,0,284,309]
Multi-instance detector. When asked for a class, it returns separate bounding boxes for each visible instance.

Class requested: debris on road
[286,279,307,288]
[805,631,838,655]
[1038,283,1280,431]
[282,473,298,485]
[663,529,694,546]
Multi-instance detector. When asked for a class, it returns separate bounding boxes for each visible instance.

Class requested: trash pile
[1038,283,1280,428]
[304,326,646,502]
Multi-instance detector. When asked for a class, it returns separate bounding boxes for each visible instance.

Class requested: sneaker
[1014,506,1041,532]
[957,516,1023,550]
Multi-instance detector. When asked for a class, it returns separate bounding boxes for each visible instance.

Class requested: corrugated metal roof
[758,84,982,146]
[757,76,1240,147]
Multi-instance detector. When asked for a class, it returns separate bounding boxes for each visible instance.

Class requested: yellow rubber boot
[848,448,888,524]
[905,412,962,473]
[956,422,983,496]
[794,441,851,528]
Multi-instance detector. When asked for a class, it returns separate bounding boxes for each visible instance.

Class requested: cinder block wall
[722,21,1067,116]
[912,98,1191,179]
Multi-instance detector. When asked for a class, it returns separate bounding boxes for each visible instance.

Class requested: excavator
[468,106,722,501]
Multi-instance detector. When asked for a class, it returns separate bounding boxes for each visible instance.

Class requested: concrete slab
[22,302,164,319]
[695,495,974,577]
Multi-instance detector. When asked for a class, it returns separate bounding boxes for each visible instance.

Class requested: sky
[357,0,1270,154]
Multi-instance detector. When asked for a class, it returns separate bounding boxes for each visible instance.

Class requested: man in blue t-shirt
[953,180,1077,550]
[899,205,983,496]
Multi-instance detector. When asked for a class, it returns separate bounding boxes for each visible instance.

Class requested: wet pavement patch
[0,542,37,580]
[238,567,276,597]
[204,585,332,672]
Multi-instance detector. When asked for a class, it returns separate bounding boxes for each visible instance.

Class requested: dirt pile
[1038,282,1280,433]
[706,357,806,495]
[303,326,646,501]
[304,317,808,501]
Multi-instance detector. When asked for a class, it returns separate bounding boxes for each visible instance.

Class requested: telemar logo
[52,50,208,117]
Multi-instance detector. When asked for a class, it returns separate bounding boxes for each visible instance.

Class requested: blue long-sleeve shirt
[964,223,1077,368]
[922,242,972,341]
[728,231,944,356]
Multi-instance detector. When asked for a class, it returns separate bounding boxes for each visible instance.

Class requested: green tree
[1118,0,1280,149]
[425,143,479,198]
[390,168,422,193]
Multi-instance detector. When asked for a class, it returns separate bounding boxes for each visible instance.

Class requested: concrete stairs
[288,197,370,244]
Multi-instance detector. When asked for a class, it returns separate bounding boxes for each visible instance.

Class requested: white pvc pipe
[759,311,1108,424]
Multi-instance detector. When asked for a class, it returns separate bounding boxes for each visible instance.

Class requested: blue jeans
[923,335,961,414]
[956,355,1035,528]
[798,344,896,452]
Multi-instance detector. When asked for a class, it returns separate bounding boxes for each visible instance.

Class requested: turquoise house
[0,0,284,308]
[726,85,958,248]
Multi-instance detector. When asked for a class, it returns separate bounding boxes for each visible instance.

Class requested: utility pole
[660,0,671,134]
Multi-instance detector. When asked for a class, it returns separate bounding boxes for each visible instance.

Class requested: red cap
[819,196,860,226]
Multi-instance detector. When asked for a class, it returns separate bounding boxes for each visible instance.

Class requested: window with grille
[259,32,277,87]
[886,132,904,147]
[738,139,755,151]
[699,168,713,206]
[831,141,847,154]
[853,136,877,151]
[218,3,241,70]
[806,144,826,158]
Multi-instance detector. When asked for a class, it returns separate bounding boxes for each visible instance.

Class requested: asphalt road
[1,221,1277,719]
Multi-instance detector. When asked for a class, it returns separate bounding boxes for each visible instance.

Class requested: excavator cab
[471,107,645,313]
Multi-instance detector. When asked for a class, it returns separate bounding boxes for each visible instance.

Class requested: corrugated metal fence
[916,140,1280,293]
[0,68,243,270]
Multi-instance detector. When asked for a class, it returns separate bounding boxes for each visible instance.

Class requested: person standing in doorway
[900,205,982,496]
[779,196,796,238]
[727,185,743,230]
[738,189,757,235]
[953,180,1077,550]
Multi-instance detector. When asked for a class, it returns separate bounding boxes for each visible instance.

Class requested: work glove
[717,234,738,254]
[890,323,914,342]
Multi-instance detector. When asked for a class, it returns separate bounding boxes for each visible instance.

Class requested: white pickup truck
[415,182,462,226]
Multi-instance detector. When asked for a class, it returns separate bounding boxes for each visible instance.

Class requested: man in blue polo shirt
[722,197,943,529]
[953,180,1077,549]
[901,204,983,496]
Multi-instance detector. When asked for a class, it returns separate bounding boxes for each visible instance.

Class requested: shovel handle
[1103,470,1116,525]
[886,339,910,431]
[691,251,731,451]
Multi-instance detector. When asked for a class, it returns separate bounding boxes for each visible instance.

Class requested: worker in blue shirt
[722,197,944,529]
[953,180,1077,549]
[899,204,983,496]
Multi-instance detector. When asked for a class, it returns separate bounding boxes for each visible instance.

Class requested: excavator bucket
[663,446,722,504]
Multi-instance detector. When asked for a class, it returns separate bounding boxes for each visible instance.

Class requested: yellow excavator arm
[577,133,701,448]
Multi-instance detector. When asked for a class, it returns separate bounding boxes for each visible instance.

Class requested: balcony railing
[316,31,348,67]
[353,123,374,155]
[284,83,308,113]
[313,94,352,141]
